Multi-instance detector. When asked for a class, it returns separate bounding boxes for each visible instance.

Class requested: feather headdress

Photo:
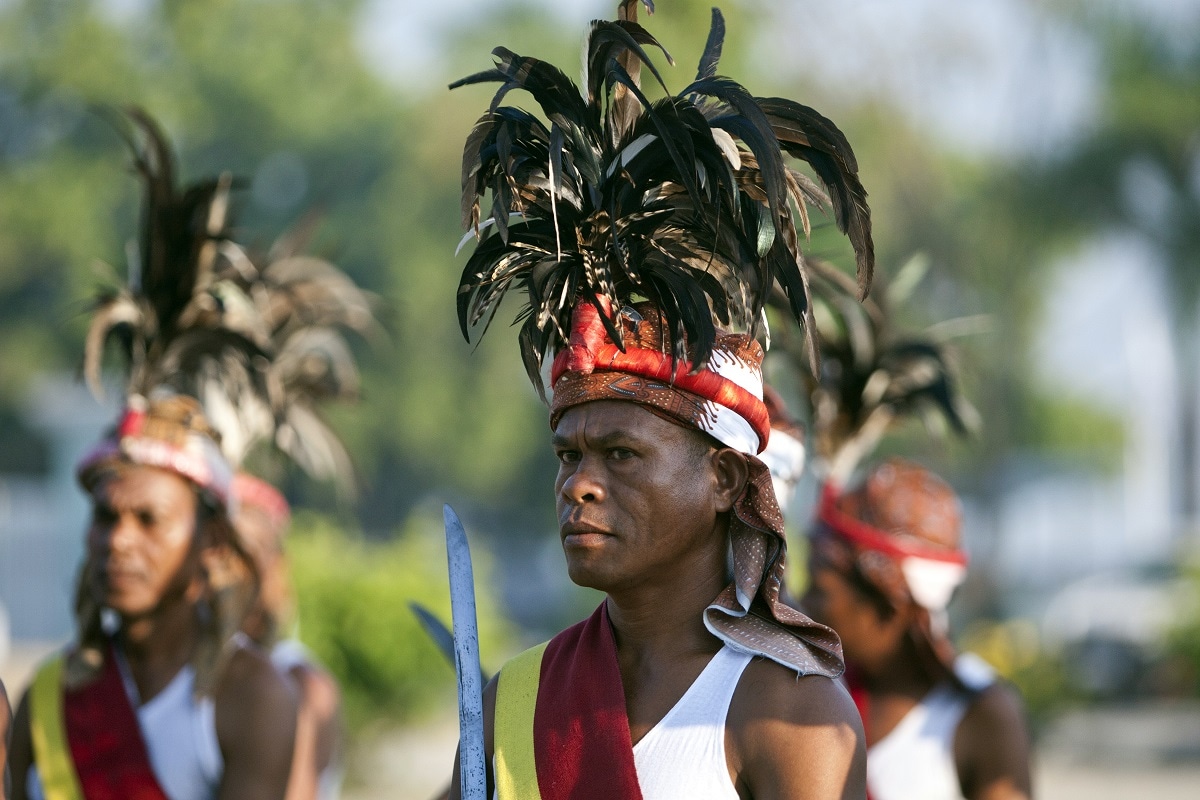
[215,215,379,495]
[83,109,373,492]
[453,0,873,397]
[83,108,269,464]
[770,254,980,487]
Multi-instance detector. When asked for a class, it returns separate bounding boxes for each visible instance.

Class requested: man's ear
[711,449,750,513]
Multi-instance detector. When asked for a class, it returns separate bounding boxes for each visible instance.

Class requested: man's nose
[560,455,607,505]
[105,513,139,553]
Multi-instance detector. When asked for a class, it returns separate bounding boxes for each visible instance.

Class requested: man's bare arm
[215,647,298,800]
[955,683,1032,800]
[729,660,866,800]
[283,664,341,800]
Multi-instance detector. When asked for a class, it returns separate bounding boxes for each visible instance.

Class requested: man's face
[235,505,288,641]
[802,555,903,672]
[87,464,204,619]
[552,400,727,592]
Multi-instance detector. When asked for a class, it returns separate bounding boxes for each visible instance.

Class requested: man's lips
[561,522,613,546]
[104,565,145,587]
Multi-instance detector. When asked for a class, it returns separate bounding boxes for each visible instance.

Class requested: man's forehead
[552,400,671,441]
[92,464,194,505]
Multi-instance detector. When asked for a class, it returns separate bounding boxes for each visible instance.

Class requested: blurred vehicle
[1041,565,1196,699]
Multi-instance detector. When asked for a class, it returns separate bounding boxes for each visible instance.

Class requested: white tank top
[26,654,223,800]
[632,644,752,800]
[866,654,995,800]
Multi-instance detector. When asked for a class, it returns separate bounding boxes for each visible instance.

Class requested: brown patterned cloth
[550,304,843,677]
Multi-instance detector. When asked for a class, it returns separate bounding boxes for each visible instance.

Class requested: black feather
[452,5,874,395]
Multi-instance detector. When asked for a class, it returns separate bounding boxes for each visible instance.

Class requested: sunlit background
[2,0,1199,797]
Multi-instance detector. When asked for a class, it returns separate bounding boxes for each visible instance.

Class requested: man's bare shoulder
[732,658,859,726]
[728,658,866,800]
[219,645,293,702]
[286,661,340,723]
[215,644,297,744]
[213,644,298,798]
[955,681,1032,800]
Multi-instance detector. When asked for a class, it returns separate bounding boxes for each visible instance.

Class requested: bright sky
[356,0,1199,155]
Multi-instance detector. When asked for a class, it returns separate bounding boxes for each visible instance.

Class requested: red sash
[534,603,642,799]
[494,603,642,800]
[63,647,170,800]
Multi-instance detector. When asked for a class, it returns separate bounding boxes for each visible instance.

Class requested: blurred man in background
[234,473,342,800]
[7,110,302,800]
[804,459,1033,800]
[8,398,298,800]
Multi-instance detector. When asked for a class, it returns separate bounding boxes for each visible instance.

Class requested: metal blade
[409,601,492,685]
[444,504,486,800]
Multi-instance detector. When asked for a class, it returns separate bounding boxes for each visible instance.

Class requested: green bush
[1165,562,1200,696]
[286,508,512,729]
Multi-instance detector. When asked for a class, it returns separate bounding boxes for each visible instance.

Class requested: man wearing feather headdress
[774,256,1032,800]
[449,2,875,797]
[804,462,1031,800]
[7,111,302,800]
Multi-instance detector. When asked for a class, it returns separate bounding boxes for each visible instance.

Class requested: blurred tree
[997,6,1200,526]
[0,0,570,538]
[4,0,1184,599]
[0,0,790,546]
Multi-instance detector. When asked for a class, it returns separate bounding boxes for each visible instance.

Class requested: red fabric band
[549,302,770,451]
[533,603,643,800]
[818,484,968,566]
[64,646,170,800]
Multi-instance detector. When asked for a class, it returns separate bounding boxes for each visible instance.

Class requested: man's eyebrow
[551,429,647,449]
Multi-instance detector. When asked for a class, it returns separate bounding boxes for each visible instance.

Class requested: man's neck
[859,640,939,699]
[118,596,202,700]
[604,539,728,663]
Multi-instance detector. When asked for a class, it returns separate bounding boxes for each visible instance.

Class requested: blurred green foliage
[1165,562,1200,697]
[0,0,557,534]
[1024,392,1126,471]
[287,508,513,728]
[4,0,1181,529]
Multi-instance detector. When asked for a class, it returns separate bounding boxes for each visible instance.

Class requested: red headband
[817,483,968,566]
[549,301,770,455]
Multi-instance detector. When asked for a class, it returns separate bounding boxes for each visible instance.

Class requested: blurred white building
[0,375,110,644]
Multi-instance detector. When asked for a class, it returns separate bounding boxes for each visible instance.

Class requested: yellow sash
[493,641,548,800]
[29,654,85,800]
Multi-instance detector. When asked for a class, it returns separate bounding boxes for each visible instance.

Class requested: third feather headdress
[453,0,873,398]
[768,254,980,487]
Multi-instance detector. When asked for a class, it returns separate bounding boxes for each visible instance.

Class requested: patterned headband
[549,302,768,455]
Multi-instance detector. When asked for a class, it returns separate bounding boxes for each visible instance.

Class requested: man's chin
[101,593,157,620]
[564,556,620,593]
